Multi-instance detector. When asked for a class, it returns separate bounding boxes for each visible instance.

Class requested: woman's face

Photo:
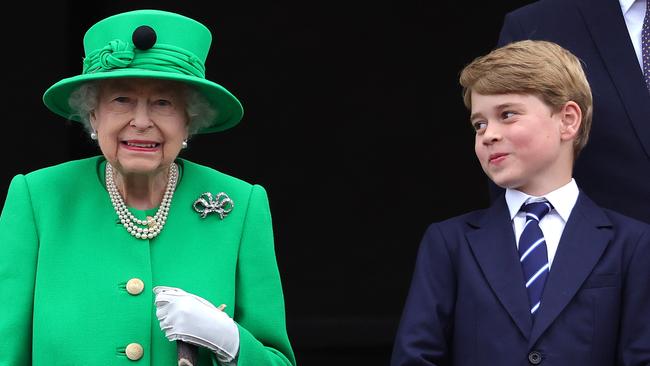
[91,78,189,176]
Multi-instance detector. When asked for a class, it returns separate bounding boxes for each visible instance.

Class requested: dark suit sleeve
[391,224,456,366]
[617,226,650,365]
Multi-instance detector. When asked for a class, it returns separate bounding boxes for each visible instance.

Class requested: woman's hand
[153,286,239,363]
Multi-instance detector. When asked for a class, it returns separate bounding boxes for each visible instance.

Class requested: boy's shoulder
[598,206,650,234]
[424,205,497,236]
[564,191,650,245]
[570,190,649,228]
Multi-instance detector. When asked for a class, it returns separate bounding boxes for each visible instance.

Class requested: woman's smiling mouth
[122,140,161,151]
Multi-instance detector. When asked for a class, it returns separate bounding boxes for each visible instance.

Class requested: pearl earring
[90,131,98,140]
[182,140,188,149]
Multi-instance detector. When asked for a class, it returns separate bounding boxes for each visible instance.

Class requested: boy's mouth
[488,153,508,163]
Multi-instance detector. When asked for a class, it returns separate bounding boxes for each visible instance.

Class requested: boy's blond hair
[459,40,593,158]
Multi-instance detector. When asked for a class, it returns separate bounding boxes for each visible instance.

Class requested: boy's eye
[502,111,516,119]
[472,121,487,132]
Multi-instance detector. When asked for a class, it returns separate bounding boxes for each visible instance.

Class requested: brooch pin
[193,192,234,219]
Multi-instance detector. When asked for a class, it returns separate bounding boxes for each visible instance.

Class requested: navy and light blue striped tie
[518,200,553,316]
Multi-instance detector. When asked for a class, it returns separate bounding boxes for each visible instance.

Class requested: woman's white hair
[68,80,217,137]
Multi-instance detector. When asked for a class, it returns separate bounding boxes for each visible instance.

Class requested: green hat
[43,9,243,134]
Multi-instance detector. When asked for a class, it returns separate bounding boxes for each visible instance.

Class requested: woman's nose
[130,102,154,129]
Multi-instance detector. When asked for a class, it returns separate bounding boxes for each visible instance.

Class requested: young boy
[390,40,650,366]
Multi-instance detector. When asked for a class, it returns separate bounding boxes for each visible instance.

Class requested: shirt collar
[505,178,579,222]
[620,0,637,15]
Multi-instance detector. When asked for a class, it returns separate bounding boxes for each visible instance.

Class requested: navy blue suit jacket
[489,0,650,223]
[391,192,650,365]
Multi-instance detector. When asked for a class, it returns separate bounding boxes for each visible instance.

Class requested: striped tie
[518,200,553,316]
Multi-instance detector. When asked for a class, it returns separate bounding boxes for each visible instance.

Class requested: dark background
[1,1,535,364]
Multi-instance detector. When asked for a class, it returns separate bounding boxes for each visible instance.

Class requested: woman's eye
[151,99,179,116]
[114,96,131,103]
[152,99,176,111]
[105,96,133,112]
[154,99,172,107]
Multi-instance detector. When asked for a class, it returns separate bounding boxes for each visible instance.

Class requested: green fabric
[82,40,206,78]
[42,9,244,134]
[0,156,295,366]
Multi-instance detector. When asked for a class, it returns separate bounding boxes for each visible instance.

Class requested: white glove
[153,286,239,363]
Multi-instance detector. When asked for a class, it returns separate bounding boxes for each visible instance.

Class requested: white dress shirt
[620,0,647,70]
[505,179,580,268]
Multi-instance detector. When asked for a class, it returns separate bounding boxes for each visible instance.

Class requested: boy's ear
[558,101,581,141]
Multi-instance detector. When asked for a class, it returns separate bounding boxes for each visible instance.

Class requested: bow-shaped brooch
[192,192,234,219]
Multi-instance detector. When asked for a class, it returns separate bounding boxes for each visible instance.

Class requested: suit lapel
[577,0,650,159]
[528,192,613,346]
[466,197,532,338]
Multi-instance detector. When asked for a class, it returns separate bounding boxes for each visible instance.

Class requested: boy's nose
[481,123,502,144]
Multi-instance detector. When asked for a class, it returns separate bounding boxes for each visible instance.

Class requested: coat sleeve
[617,225,650,366]
[390,223,456,366]
[0,175,39,366]
[222,184,296,366]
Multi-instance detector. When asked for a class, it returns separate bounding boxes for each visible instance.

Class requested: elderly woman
[0,9,295,366]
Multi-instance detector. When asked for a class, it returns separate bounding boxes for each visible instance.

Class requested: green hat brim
[42,68,244,134]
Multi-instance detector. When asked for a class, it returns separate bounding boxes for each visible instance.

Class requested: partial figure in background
[0,9,295,366]
[492,0,650,223]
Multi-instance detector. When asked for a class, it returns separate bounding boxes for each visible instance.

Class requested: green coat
[0,156,296,366]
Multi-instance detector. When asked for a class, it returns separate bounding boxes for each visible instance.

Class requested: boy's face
[471,92,575,196]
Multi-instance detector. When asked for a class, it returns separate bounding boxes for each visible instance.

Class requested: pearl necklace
[106,162,178,240]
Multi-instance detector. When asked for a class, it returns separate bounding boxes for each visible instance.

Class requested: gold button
[125,342,144,361]
[126,278,145,295]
